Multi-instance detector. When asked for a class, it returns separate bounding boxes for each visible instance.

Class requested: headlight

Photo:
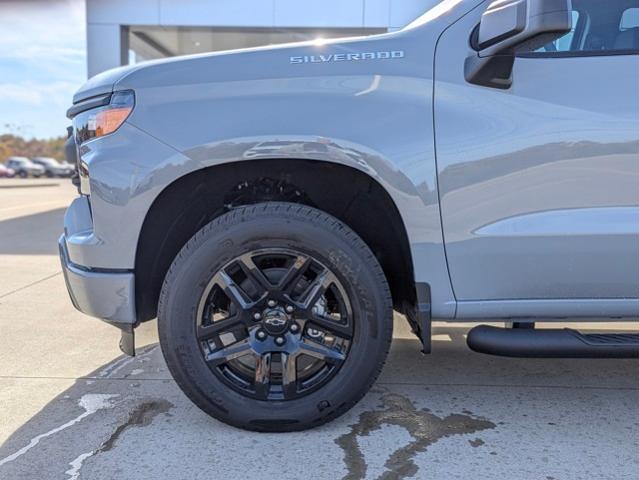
[71,90,134,196]
[73,90,135,145]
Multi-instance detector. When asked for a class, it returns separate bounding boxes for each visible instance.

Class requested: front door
[434,0,639,314]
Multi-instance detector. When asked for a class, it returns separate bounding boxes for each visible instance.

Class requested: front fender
[110,30,455,317]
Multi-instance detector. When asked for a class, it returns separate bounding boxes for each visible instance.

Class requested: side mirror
[465,0,572,89]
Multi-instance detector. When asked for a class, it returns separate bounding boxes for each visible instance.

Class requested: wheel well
[135,159,415,322]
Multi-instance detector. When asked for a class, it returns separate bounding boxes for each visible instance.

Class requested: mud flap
[406,282,432,354]
[118,325,136,357]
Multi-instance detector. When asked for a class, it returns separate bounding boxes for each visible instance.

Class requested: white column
[86,23,124,78]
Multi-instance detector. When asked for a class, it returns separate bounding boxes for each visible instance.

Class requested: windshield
[9,158,30,165]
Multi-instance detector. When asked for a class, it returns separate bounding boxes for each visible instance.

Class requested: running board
[467,325,639,358]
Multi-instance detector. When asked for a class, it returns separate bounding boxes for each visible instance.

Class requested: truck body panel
[66,1,486,321]
[61,0,639,327]
[435,0,639,317]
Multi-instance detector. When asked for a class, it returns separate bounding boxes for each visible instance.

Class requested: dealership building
[85,0,437,77]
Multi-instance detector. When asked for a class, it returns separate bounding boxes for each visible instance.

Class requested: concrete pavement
[1,179,639,480]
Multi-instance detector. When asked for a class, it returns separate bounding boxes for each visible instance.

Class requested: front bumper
[59,197,137,326]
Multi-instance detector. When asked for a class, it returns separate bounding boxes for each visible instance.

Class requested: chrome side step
[467,325,639,358]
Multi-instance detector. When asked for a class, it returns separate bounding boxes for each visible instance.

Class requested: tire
[18,170,27,178]
[158,202,393,432]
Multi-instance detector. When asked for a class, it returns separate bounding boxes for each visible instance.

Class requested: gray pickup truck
[60,0,639,431]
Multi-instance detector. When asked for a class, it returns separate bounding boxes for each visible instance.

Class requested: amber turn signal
[95,107,133,137]
[73,90,135,145]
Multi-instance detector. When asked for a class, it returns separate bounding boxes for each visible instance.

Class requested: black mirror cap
[465,54,515,90]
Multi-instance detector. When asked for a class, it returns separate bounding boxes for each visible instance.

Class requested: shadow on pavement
[1,331,639,480]
[0,208,65,255]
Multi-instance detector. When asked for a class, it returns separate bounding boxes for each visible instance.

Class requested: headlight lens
[72,90,134,196]
[73,90,135,145]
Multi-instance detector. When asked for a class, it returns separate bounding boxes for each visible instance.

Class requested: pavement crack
[335,393,496,480]
[65,399,174,480]
[0,272,61,300]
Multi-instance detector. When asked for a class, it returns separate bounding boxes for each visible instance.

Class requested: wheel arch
[134,158,417,323]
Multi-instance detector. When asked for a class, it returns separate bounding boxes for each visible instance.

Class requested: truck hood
[72,0,467,103]
[73,64,140,103]
[112,32,409,92]
[73,36,371,103]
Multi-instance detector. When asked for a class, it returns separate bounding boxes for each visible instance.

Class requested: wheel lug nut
[290,323,299,333]
[256,330,267,340]
[268,300,277,307]
[307,328,323,339]
[253,312,262,320]
[286,305,294,313]
[275,336,285,346]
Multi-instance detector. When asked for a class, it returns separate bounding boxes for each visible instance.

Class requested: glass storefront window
[127,26,386,64]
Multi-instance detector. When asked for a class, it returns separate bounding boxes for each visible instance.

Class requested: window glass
[535,1,639,54]
[126,26,386,64]
[620,8,639,30]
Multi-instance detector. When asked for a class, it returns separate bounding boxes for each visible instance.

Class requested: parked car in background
[32,157,75,178]
[0,164,15,178]
[6,157,45,178]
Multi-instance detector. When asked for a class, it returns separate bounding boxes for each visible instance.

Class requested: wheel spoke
[197,315,243,341]
[279,255,312,293]
[280,353,298,399]
[298,339,346,364]
[236,253,273,293]
[308,314,353,340]
[215,270,253,310]
[205,337,253,365]
[298,268,333,310]
[254,353,272,399]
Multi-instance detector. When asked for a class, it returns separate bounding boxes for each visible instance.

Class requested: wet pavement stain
[335,393,496,480]
[100,399,174,453]
[468,438,485,448]
[64,399,175,479]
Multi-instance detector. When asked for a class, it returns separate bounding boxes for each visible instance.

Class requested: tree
[0,134,67,164]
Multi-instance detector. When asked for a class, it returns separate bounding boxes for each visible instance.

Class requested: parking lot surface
[1,179,639,480]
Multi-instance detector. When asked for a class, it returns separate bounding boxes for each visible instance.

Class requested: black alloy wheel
[158,202,393,431]
[196,248,353,401]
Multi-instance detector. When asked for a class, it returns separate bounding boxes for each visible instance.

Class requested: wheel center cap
[262,307,290,335]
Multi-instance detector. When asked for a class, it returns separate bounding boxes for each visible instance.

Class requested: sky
[0,0,86,139]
